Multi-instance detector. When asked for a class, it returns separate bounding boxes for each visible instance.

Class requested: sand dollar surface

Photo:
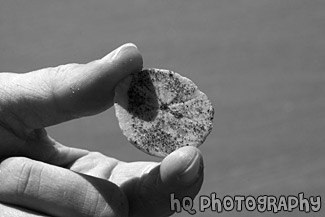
[114,68,214,158]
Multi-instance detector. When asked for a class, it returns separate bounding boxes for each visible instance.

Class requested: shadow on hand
[118,164,203,217]
[77,173,128,217]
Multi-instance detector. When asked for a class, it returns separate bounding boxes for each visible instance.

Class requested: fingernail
[178,152,203,185]
[105,43,138,61]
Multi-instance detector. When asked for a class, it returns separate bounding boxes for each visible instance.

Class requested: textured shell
[114,68,214,158]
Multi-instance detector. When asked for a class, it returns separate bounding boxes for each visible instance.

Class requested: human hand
[0,43,204,217]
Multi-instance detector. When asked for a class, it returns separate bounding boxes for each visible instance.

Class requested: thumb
[0,43,142,136]
[160,146,204,189]
[126,146,204,217]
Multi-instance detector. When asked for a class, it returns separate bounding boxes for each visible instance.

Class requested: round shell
[114,68,214,158]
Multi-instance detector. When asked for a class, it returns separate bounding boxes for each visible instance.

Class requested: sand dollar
[114,68,214,158]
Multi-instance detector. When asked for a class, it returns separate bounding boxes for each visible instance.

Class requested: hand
[0,43,204,217]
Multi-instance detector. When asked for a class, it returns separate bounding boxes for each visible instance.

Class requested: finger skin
[0,157,128,217]
[51,43,143,119]
[0,43,143,138]
[0,203,49,217]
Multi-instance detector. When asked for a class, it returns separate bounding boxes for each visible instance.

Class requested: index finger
[0,43,142,133]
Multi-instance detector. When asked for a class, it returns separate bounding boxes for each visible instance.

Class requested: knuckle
[0,157,43,196]
[0,157,32,171]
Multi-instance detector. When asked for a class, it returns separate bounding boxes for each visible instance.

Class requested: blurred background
[1,0,324,216]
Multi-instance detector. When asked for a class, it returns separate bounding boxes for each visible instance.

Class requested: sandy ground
[1,0,324,216]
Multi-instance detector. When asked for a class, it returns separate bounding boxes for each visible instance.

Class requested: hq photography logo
[170,192,322,215]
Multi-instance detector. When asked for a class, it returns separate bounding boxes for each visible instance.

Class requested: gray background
[1,0,324,216]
